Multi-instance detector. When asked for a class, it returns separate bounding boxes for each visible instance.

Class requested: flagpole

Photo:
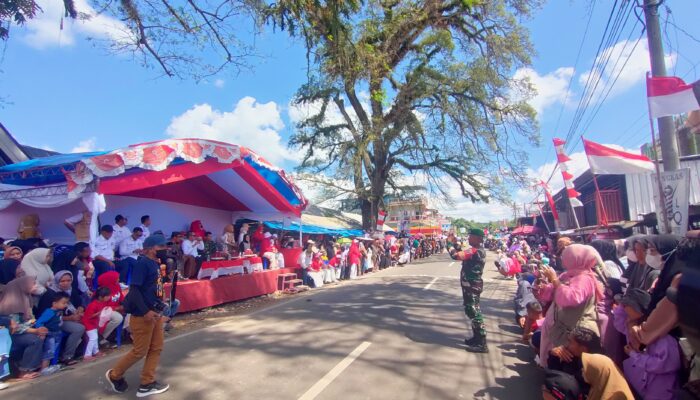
[646,72,672,234]
[582,136,611,230]
[569,198,581,230]
[536,200,552,233]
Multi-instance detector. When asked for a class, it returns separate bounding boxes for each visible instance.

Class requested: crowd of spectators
[492,230,700,400]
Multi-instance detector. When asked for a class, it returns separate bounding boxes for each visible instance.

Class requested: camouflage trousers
[461,279,486,337]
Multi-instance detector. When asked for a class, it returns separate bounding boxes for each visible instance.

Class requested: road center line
[423,277,439,290]
[298,341,372,400]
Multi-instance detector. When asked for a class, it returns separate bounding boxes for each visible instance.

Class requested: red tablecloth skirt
[197,257,264,280]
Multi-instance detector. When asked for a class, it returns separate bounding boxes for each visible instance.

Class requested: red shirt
[82,299,110,332]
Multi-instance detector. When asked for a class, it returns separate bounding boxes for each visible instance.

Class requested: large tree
[268,0,541,229]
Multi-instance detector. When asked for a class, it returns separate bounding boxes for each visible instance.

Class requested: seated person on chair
[181,231,204,279]
[91,225,116,281]
[36,271,86,365]
[116,227,143,283]
[96,271,125,345]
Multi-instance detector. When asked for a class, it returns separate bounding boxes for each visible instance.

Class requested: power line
[579,31,645,136]
[552,0,599,136]
[565,0,637,152]
[537,0,625,191]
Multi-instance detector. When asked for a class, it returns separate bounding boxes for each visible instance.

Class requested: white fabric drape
[0,183,105,242]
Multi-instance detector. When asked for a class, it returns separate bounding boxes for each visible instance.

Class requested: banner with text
[652,168,691,235]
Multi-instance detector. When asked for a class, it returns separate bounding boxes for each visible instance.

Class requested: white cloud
[578,40,677,101]
[435,143,645,222]
[21,0,130,49]
[71,137,97,153]
[166,97,297,165]
[214,79,226,89]
[513,67,575,115]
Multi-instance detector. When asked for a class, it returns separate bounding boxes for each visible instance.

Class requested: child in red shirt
[82,287,112,360]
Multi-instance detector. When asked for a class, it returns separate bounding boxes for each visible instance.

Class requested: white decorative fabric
[68,139,242,198]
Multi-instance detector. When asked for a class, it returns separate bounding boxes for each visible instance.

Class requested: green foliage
[0,0,40,40]
[269,0,542,228]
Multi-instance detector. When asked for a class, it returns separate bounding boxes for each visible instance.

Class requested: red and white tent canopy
[0,139,307,242]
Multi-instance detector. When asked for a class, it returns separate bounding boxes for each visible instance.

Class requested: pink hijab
[561,244,604,300]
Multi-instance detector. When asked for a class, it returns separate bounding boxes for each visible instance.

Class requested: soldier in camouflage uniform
[449,228,488,353]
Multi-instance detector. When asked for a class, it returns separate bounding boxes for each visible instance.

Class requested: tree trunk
[360,198,373,230]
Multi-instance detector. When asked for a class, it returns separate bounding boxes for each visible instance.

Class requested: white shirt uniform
[182,239,204,257]
[140,225,151,238]
[91,235,115,261]
[112,224,131,245]
[119,236,143,260]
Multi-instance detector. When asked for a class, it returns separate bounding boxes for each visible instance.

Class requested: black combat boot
[463,328,480,346]
[464,333,489,353]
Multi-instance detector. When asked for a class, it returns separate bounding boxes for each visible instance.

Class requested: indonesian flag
[376,210,387,232]
[553,138,583,208]
[647,75,700,119]
[583,139,655,174]
[539,180,560,222]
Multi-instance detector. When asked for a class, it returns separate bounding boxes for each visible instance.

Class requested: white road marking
[449,262,455,267]
[423,277,439,290]
[298,341,372,400]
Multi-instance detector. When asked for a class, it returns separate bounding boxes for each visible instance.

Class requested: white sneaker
[0,382,9,390]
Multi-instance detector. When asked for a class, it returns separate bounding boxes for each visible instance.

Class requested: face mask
[646,252,663,270]
[626,250,637,263]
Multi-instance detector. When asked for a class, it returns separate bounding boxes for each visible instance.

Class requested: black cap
[621,288,651,314]
[543,369,581,400]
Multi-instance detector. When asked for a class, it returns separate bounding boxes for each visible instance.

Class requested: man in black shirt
[106,234,170,398]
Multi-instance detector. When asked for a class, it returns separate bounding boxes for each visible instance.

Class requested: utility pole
[644,0,680,171]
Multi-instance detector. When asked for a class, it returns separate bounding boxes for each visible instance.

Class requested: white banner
[652,168,691,235]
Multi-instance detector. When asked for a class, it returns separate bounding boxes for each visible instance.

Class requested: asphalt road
[6,252,543,399]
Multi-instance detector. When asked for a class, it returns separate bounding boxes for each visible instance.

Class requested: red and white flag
[647,75,700,119]
[376,210,387,231]
[539,180,560,222]
[553,138,583,207]
[583,139,655,175]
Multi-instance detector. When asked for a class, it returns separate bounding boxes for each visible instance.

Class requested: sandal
[62,359,80,366]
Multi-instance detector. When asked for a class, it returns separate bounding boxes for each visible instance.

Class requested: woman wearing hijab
[3,246,22,262]
[536,244,603,367]
[629,234,693,352]
[35,271,85,365]
[19,248,54,295]
[0,276,45,379]
[347,240,361,280]
[0,247,23,286]
[631,236,660,291]
[590,240,624,280]
[581,353,635,399]
[642,234,682,296]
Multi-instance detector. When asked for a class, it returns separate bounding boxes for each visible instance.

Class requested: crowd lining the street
[491,231,700,400]
[0,213,445,389]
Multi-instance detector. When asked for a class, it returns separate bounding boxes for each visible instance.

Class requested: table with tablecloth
[166,267,301,313]
[197,257,264,280]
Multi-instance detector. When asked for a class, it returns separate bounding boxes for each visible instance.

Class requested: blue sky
[1,0,698,221]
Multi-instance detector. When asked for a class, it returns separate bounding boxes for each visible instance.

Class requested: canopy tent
[510,225,543,236]
[263,221,363,237]
[0,139,307,243]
